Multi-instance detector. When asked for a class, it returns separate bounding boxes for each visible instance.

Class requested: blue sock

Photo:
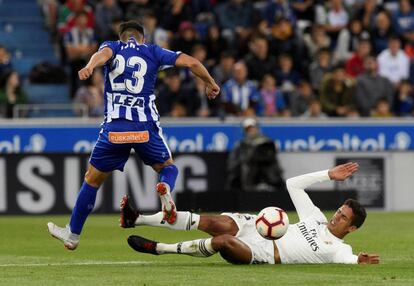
[159,165,178,192]
[69,182,98,235]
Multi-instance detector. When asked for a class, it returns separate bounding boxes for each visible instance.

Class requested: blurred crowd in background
[1,0,414,118]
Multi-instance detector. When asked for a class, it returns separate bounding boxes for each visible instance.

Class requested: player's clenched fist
[206,82,220,99]
[78,66,94,80]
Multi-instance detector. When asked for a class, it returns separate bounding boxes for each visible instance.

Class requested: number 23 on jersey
[109,54,147,94]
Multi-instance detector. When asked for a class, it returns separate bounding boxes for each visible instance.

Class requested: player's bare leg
[120,195,239,236]
[48,165,109,250]
[152,159,178,224]
[210,234,252,264]
[127,234,252,264]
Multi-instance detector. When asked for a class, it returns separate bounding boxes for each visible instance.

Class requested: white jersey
[275,170,358,264]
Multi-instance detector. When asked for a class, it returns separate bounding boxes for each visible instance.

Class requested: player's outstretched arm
[286,162,359,220]
[78,47,113,80]
[175,53,220,99]
[357,252,380,264]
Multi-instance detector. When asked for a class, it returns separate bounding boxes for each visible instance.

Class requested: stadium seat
[0,3,41,18]
[25,84,71,104]
[13,58,44,76]
[0,0,60,83]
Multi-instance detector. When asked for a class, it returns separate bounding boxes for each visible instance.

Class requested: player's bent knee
[152,159,174,173]
[84,165,108,188]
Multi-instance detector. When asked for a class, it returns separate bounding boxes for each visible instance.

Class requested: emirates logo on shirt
[297,222,320,252]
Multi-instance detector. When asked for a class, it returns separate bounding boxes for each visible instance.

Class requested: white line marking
[0,261,156,267]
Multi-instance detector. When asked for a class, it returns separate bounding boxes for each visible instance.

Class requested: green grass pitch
[0,211,413,286]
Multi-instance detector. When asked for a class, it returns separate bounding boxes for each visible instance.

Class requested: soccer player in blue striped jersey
[47,21,220,250]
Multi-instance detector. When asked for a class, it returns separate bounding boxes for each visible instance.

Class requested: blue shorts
[89,119,171,172]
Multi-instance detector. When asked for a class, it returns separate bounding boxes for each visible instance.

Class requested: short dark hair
[119,21,144,37]
[344,199,366,228]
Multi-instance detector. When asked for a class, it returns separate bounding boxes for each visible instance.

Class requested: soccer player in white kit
[121,162,379,265]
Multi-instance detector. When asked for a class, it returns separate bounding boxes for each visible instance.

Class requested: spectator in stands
[58,0,94,35]
[393,0,414,44]
[251,17,270,39]
[205,25,229,67]
[394,79,414,116]
[95,0,123,42]
[156,69,200,117]
[323,0,349,42]
[181,44,208,82]
[212,51,235,85]
[290,80,315,116]
[191,76,220,117]
[244,36,277,83]
[355,56,394,117]
[377,35,410,86]
[124,0,157,21]
[42,0,59,32]
[159,0,192,33]
[291,0,315,22]
[188,0,215,15]
[170,21,200,55]
[275,54,301,94]
[264,0,297,26]
[221,61,259,116]
[383,0,400,13]
[371,11,395,55]
[309,48,333,93]
[74,69,104,117]
[320,64,356,117]
[215,0,254,47]
[141,12,169,48]
[257,74,288,117]
[105,17,122,41]
[0,45,12,77]
[226,117,285,192]
[0,70,26,118]
[64,11,98,96]
[191,44,208,67]
[353,0,380,31]
[345,39,372,77]
[300,98,328,119]
[156,69,182,116]
[269,17,300,61]
[371,97,394,117]
[335,18,371,62]
[303,24,331,60]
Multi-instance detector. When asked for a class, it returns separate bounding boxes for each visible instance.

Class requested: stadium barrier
[1,151,413,214]
[0,118,414,153]
[13,103,88,118]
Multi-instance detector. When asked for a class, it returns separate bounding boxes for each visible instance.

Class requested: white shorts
[221,212,275,264]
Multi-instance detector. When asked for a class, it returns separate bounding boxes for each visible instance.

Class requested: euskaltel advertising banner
[0,121,413,153]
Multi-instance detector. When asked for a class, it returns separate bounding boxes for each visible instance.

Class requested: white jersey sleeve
[332,245,359,264]
[286,170,331,221]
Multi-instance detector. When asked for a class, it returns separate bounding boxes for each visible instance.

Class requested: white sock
[156,238,216,257]
[135,211,200,231]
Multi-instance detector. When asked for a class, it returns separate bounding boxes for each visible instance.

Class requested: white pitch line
[0,260,156,267]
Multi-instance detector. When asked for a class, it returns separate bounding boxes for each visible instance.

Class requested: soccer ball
[255,207,289,240]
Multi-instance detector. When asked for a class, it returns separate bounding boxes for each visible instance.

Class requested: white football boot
[47,222,80,250]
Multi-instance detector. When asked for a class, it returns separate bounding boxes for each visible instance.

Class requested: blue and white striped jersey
[99,38,180,122]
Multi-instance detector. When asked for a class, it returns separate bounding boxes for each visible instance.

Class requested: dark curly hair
[344,199,367,228]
